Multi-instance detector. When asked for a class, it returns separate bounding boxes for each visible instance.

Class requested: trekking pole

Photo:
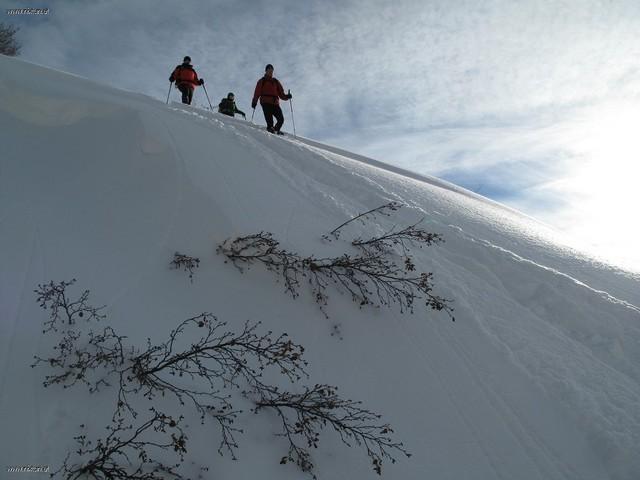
[251,108,255,123]
[166,83,172,104]
[288,90,297,138]
[201,84,214,111]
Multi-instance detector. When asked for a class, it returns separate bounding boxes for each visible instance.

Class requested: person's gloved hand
[287,93,293,99]
[251,101,257,109]
[169,77,174,83]
[199,79,205,85]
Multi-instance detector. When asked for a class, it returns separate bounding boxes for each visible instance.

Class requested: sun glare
[552,102,640,270]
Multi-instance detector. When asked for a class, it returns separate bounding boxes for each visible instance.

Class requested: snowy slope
[1,55,640,480]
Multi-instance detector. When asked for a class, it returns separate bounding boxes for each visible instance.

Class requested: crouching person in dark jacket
[218,92,246,118]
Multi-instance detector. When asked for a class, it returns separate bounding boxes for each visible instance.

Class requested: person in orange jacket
[251,64,292,134]
[169,56,204,105]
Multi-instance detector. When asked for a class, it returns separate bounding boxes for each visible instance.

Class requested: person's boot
[267,127,275,133]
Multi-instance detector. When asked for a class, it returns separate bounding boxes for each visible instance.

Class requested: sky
[4,0,640,272]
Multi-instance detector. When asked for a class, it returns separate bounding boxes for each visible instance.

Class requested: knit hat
[265,64,274,72]
[183,56,191,63]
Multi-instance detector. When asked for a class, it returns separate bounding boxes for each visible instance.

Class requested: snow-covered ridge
[1,55,640,479]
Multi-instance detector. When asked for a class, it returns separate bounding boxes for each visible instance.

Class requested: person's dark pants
[177,84,194,105]
[261,103,284,132]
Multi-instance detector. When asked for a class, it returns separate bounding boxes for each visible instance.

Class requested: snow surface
[1,55,640,479]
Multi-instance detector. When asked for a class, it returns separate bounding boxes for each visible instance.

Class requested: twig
[325,202,404,240]
[34,279,105,332]
[59,409,187,480]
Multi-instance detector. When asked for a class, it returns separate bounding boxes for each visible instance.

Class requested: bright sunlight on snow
[543,101,640,270]
[2,55,640,480]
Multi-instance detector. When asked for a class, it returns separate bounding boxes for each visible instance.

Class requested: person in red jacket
[169,56,204,105]
[251,64,292,134]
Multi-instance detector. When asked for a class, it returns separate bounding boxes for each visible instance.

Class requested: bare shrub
[217,231,453,319]
[35,279,410,478]
[56,409,187,480]
[252,384,411,477]
[170,252,200,282]
[0,23,20,56]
